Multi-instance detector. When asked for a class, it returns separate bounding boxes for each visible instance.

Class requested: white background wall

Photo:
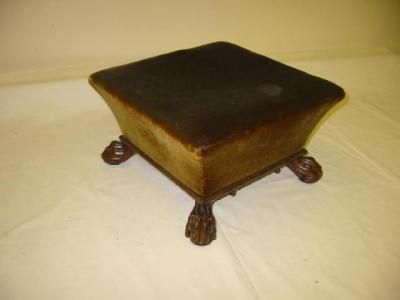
[1,0,399,82]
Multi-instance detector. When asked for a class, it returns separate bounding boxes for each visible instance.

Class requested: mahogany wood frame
[102,135,322,246]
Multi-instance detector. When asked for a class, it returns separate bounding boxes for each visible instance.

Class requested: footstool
[89,41,345,246]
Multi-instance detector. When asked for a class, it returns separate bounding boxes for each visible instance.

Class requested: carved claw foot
[102,137,135,165]
[287,156,322,183]
[185,202,216,246]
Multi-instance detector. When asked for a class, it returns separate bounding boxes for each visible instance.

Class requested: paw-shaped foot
[185,202,216,246]
[288,156,322,183]
[101,139,135,165]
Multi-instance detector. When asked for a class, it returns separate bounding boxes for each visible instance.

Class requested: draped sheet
[1,54,399,300]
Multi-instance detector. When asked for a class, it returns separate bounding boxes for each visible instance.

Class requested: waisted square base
[90,42,345,246]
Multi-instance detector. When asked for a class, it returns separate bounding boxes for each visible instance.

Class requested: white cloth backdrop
[1,54,399,300]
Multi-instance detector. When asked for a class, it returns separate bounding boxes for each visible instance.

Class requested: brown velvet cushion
[90,42,345,200]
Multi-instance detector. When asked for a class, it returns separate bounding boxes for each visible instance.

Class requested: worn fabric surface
[0,54,399,300]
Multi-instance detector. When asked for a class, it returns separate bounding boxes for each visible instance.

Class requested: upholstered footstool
[89,42,345,246]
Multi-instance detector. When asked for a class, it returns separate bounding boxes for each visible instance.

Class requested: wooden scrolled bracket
[101,137,135,165]
[185,202,217,246]
[287,156,322,183]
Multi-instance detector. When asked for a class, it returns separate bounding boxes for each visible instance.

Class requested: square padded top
[90,42,344,148]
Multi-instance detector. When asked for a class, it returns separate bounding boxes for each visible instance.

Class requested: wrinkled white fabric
[0,54,399,300]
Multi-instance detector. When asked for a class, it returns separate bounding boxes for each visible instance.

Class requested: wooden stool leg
[102,136,135,165]
[287,155,322,183]
[185,202,216,246]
